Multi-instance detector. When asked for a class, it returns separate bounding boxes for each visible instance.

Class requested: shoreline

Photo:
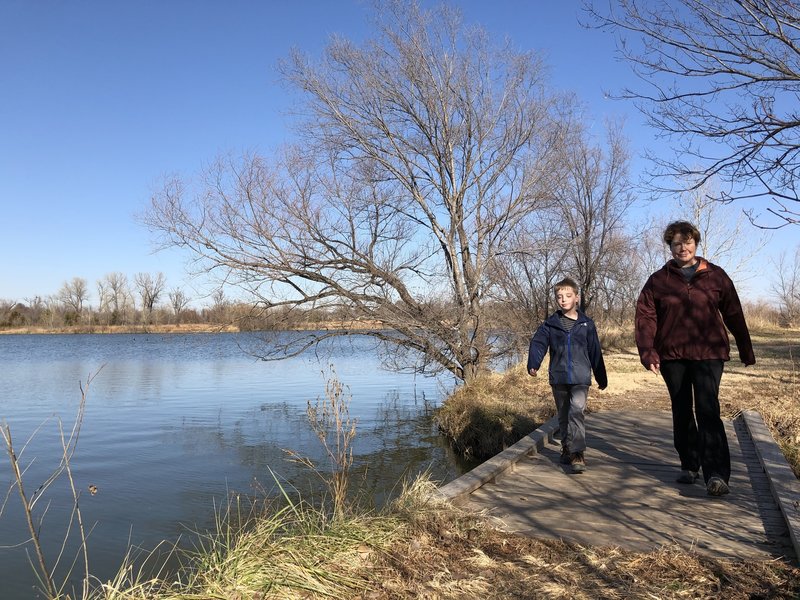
[0,323,241,335]
[0,321,389,335]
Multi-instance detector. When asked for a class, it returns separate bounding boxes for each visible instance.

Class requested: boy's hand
[649,362,660,375]
[528,368,537,377]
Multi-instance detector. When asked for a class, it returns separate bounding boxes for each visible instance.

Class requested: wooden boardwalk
[440,410,799,562]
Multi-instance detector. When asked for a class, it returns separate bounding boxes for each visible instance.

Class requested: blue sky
[1,1,792,305]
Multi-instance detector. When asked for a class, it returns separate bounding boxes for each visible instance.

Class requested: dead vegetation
[434,364,555,460]
[369,499,800,599]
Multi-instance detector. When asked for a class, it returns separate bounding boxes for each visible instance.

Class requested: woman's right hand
[649,362,660,375]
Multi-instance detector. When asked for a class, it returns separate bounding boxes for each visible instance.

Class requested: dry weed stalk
[0,369,101,600]
[309,368,357,519]
[285,366,357,520]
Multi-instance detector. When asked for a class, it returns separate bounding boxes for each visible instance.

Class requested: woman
[635,221,755,496]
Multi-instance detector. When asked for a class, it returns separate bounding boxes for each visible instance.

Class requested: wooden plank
[741,410,800,562]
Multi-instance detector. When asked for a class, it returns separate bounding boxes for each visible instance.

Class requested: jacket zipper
[566,327,573,384]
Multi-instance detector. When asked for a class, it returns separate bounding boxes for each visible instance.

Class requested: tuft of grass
[434,363,555,459]
[92,489,407,600]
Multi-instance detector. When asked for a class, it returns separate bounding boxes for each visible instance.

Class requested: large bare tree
[489,119,637,341]
[134,272,166,324]
[58,277,89,314]
[487,213,570,358]
[552,120,636,312]
[147,2,568,382]
[587,0,800,226]
[101,272,133,325]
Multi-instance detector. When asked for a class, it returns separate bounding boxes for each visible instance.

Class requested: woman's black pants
[660,359,729,484]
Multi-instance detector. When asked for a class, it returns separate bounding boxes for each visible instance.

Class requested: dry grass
[92,478,800,600]
[368,509,800,599]
[434,364,555,459]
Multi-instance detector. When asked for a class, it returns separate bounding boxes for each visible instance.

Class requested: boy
[527,278,607,474]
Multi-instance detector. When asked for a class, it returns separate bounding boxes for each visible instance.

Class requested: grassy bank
[86,478,800,599]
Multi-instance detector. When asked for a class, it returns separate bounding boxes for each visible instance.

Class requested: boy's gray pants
[551,384,589,453]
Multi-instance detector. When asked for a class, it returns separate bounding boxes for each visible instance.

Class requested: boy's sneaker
[707,476,730,496]
[676,469,699,484]
[569,452,586,474]
[560,447,571,464]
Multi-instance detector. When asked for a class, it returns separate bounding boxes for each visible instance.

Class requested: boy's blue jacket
[527,310,608,388]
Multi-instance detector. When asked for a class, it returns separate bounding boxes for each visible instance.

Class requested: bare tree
[168,287,190,322]
[23,295,46,326]
[590,233,646,324]
[147,2,568,382]
[631,215,671,277]
[58,277,88,315]
[96,280,111,316]
[43,295,60,328]
[772,247,800,327]
[102,272,132,325]
[552,120,636,312]
[587,0,800,226]
[134,272,166,324]
[488,213,570,354]
[676,180,769,283]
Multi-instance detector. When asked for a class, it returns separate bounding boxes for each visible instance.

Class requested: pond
[0,332,467,599]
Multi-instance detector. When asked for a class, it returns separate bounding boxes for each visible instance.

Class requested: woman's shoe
[706,476,730,496]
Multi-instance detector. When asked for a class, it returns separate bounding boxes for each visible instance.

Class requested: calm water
[0,332,465,599]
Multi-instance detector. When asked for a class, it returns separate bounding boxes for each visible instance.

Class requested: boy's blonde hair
[553,277,579,296]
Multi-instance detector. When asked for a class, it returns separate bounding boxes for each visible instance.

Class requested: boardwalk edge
[433,415,560,503]
[740,410,800,564]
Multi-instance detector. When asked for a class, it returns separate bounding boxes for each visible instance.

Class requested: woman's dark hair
[663,221,701,245]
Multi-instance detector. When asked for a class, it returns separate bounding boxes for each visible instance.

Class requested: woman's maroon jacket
[635,258,756,369]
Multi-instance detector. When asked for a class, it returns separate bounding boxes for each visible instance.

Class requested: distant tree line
[0,263,785,350]
[1,263,644,333]
[0,272,240,330]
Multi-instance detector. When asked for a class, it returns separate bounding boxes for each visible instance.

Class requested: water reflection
[0,333,462,599]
